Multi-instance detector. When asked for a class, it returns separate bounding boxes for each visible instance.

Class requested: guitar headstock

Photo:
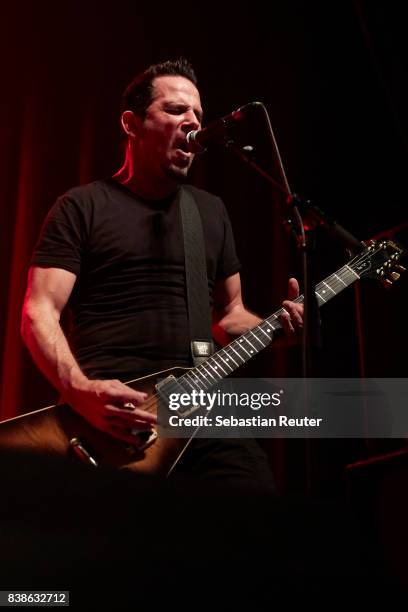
[349,239,406,287]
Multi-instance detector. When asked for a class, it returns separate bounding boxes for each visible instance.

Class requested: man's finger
[280,309,295,334]
[104,404,156,426]
[283,302,303,327]
[130,406,157,425]
[109,389,149,405]
[108,403,157,425]
[287,277,300,301]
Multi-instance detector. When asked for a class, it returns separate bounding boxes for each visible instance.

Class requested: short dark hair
[121,58,198,118]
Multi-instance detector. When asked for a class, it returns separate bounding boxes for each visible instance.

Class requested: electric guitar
[0,239,405,476]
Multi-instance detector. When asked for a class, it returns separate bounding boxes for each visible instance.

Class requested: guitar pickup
[155,375,201,417]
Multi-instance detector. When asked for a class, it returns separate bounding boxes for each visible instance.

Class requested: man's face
[136,75,203,182]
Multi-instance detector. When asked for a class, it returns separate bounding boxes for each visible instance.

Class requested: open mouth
[175,139,190,154]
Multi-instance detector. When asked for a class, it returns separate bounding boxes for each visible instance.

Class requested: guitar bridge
[128,428,158,451]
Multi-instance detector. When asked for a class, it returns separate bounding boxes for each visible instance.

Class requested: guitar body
[0,367,191,476]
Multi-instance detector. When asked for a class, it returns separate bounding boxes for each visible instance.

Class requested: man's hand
[212,273,304,345]
[62,378,157,445]
[279,278,304,336]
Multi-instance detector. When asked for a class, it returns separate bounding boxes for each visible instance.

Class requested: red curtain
[0,89,100,420]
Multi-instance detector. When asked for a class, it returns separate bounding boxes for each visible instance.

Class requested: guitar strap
[179,186,214,366]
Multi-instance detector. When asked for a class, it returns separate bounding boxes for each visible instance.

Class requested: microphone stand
[226,106,364,377]
[226,107,364,496]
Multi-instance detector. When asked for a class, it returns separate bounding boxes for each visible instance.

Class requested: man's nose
[181,111,200,133]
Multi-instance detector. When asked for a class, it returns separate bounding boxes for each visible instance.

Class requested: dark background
[0,0,407,493]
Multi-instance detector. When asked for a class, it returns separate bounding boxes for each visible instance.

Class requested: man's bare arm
[212,272,303,346]
[21,267,156,442]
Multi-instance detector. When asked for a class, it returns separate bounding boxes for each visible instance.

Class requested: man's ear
[120,110,141,138]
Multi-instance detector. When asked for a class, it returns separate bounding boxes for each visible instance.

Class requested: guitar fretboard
[177,263,360,393]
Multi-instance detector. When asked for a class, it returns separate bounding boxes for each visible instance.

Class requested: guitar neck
[178,263,360,392]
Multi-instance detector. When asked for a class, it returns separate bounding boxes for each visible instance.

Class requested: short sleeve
[215,200,241,280]
[30,195,88,276]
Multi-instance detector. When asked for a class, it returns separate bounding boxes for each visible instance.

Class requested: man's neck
[113,160,179,201]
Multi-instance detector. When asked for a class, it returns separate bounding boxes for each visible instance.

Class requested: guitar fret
[339,266,355,284]
[191,372,206,388]
[207,361,223,379]
[322,281,336,295]
[222,348,239,368]
[195,366,210,387]
[334,273,347,287]
[316,290,326,303]
[185,371,205,391]
[218,352,234,372]
[250,329,266,348]
[237,339,251,357]
[318,283,337,297]
[243,336,257,353]
[258,326,272,340]
[345,264,360,279]
[200,363,217,382]
[230,344,246,363]
[211,356,228,376]
[265,317,280,331]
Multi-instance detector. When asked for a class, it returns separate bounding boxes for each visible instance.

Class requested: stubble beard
[163,162,190,184]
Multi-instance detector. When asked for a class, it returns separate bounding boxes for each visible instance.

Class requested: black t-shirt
[31,178,240,380]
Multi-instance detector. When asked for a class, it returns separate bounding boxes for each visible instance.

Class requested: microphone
[185,101,260,153]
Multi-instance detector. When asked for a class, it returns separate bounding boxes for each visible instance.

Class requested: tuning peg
[395,264,406,273]
[390,272,400,282]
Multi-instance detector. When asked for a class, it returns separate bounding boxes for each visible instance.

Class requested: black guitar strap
[179,186,214,366]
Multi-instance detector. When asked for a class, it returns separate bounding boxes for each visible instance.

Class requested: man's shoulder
[52,179,117,220]
[62,179,110,202]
